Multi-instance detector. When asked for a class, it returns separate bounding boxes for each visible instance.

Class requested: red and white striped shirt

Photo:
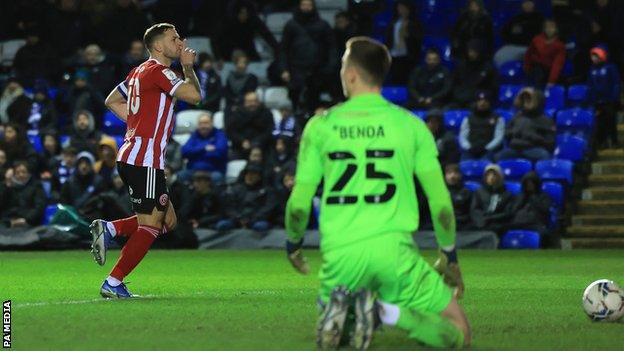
[116,58,183,170]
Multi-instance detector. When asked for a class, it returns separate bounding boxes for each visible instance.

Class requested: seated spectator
[166,137,183,173]
[509,171,557,247]
[272,101,299,139]
[271,164,295,228]
[0,123,38,173]
[158,166,196,248]
[588,46,621,149]
[451,40,498,108]
[109,170,132,215]
[470,164,513,235]
[494,0,544,67]
[224,50,259,107]
[406,49,452,109]
[267,136,296,187]
[217,163,276,232]
[197,54,222,113]
[0,78,30,126]
[54,146,78,187]
[120,40,148,76]
[333,11,357,94]
[496,88,555,162]
[459,91,505,160]
[0,161,46,228]
[1,79,57,132]
[39,131,62,197]
[12,25,60,86]
[181,112,228,183]
[76,44,116,98]
[451,0,494,57]
[524,19,566,88]
[247,145,272,184]
[188,171,224,230]
[385,0,423,85]
[444,164,473,230]
[94,136,118,186]
[62,70,105,118]
[226,91,274,158]
[68,110,103,155]
[0,148,7,180]
[60,152,108,209]
[425,109,460,166]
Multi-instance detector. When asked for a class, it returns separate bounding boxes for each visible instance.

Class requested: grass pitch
[2,249,623,350]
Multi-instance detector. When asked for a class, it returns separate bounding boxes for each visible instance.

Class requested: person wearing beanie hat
[470,163,513,235]
[459,90,504,161]
[60,150,107,209]
[588,46,621,148]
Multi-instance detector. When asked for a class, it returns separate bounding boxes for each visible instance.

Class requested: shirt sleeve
[294,116,324,185]
[116,68,135,100]
[151,66,184,96]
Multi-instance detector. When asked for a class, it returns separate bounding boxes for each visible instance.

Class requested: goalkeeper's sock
[379,301,464,349]
[110,216,138,237]
[109,225,159,281]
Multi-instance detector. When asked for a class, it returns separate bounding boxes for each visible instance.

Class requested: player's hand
[180,39,197,67]
[434,249,465,299]
[286,239,309,275]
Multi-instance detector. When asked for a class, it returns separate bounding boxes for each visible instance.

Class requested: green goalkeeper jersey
[290,93,455,252]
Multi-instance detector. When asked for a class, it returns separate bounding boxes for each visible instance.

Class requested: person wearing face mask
[470,164,513,236]
[0,160,46,228]
[224,50,259,107]
[524,19,566,88]
[60,151,108,209]
[225,91,274,159]
[459,91,504,161]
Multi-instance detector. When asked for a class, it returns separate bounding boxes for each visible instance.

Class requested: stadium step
[596,148,624,161]
[587,174,624,187]
[566,225,624,238]
[576,200,624,215]
[571,215,624,226]
[568,238,624,249]
[582,187,624,200]
[591,162,624,174]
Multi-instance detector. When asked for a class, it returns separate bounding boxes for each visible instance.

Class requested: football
[582,279,624,322]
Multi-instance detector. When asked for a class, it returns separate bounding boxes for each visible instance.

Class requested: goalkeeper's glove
[433,247,465,299]
[286,239,309,275]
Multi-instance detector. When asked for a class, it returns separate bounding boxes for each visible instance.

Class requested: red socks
[110,225,159,281]
[112,216,138,237]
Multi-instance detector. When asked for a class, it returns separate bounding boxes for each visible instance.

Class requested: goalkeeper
[285,37,471,350]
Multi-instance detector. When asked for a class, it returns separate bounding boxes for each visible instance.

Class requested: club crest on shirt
[159,194,169,206]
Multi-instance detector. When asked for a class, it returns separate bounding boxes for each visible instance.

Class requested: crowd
[0,0,623,248]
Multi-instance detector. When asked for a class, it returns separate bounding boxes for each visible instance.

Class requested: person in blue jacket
[181,112,229,183]
[588,46,621,148]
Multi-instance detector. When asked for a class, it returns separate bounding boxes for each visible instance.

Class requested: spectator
[496,88,555,162]
[495,0,544,67]
[589,0,618,56]
[226,91,274,158]
[444,164,473,230]
[60,151,108,209]
[54,146,78,187]
[332,11,357,100]
[67,110,102,155]
[43,0,91,58]
[509,171,557,247]
[406,49,452,109]
[272,100,299,139]
[188,171,224,230]
[12,25,60,86]
[218,0,279,61]
[108,170,132,216]
[181,112,229,183]
[459,91,505,160]
[120,40,148,77]
[93,136,118,186]
[470,164,513,235]
[267,136,296,186]
[98,0,149,55]
[28,80,58,132]
[197,54,222,113]
[425,109,460,166]
[452,0,494,58]
[587,46,621,148]
[38,131,62,192]
[0,123,38,172]
[271,164,295,228]
[247,145,273,184]
[63,70,105,118]
[524,19,566,88]
[159,166,196,248]
[0,161,46,228]
[385,0,423,85]
[166,137,184,173]
[0,149,7,180]
[76,44,117,98]
[279,0,337,114]
[217,163,275,232]
[451,40,498,108]
[224,50,259,107]
[0,78,30,125]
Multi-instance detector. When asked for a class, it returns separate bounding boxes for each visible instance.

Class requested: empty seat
[271,109,282,127]
[318,10,336,25]
[28,134,43,153]
[544,108,557,118]
[443,110,469,132]
[381,86,408,104]
[213,110,225,130]
[411,109,427,120]
[265,12,292,35]
[498,159,532,180]
[554,135,586,162]
[1,39,26,67]
[185,36,212,55]
[176,110,209,134]
[43,204,60,225]
[498,84,522,107]
[247,61,270,85]
[498,60,524,84]
[422,36,452,64]
[541,181,564,209]
[535,159,573,184]
[226,160,248,182]
[544,84,565,110]
[464,180,482,192]
[504,181,522,195]
[315,0,347,10]
[103,111,126,135]
[60,134,70,147]
[264,87,289,109]
[459,160,489,180]
[556,109,594,137]
[500,230,541,249]
[567,84,588,106]
[172,133,191,146]
[494,108,515,123]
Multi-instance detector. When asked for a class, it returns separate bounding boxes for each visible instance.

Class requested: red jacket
[524,33,566,84]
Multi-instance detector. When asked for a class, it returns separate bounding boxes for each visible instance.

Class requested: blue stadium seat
[28,134,43,153]
[554,135,586,162]
[498,159,532,180]
[556,109,594,137]
[411,110,427,120]
[422,36,452,64]
[443,110,469,132]
[59,134,70,147]
[536,159,573,184]
[504,181,522,195]
[43,204,60,225]
[459,160,489,180]
[544,108,557,118]
[542,181,564,209]
[464,180,482,192]
[381,86,408,104]
[498,84,522,107]
[544,84,565,110]
[500,230,541,249]
[561,60,574,78]
[113,135,125,148]
[567,84,588,106]
[494,108,515,123]
[498,60,524,84]
[103,111,126,135]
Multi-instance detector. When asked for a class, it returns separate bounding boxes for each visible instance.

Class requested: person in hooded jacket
[444,163,473,230]
[451,39,498,108]
[93,135,118,187]
[459,91,504,161]
[60,151,108,209]
[495,87,555,162]
[0,160,46,228]
[470,164,514,235]
[67,109,103,156]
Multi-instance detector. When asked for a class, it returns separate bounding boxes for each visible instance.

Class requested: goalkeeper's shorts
[319,232,452,314]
